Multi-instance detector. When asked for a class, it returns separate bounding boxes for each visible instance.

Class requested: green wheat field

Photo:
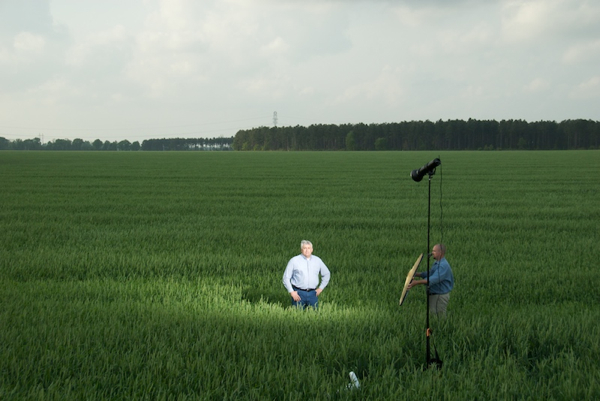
[1,151,599,400]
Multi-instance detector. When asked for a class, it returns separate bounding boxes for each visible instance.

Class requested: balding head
[432,243,446,260]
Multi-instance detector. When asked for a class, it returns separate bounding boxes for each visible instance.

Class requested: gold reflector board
[399,253,423,306]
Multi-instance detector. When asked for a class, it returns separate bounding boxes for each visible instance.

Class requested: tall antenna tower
[273,111,278,127]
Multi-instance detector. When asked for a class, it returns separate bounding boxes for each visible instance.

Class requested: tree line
[0,137,234,151]
[3,119,599,151]
[232,119,600,151]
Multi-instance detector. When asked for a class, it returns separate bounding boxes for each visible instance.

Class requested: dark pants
[292,289,318,309]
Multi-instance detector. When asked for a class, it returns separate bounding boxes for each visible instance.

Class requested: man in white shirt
[282,240,331,309]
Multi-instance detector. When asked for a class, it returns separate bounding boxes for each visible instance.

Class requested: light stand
[425,171,438,369]
[410,158,441,369]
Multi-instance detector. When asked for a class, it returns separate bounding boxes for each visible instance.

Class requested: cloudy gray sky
[1,0,599,143]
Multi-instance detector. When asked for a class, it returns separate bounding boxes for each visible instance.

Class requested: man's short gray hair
[301,240,313,249]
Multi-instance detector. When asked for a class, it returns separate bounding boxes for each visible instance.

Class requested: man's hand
[316,288,323,296]
[408,279,424,289]
[290,291,301,301]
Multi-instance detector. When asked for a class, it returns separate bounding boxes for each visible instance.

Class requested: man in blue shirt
[283,240,331,309]
[408,243,454,316]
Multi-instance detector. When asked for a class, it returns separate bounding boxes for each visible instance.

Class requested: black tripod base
[426,357,443,370]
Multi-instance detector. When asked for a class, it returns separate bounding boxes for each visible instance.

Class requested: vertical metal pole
[426,173,431,366]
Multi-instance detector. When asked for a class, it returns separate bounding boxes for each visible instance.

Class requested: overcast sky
[1,0,599,143]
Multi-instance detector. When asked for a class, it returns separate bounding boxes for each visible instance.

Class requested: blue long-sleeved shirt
[420,257,454,295]
[283,254,331,293]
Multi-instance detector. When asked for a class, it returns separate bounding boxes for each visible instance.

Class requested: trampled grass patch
[1,150,599,399]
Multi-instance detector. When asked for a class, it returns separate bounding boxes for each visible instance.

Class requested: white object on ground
[349,371,360,389]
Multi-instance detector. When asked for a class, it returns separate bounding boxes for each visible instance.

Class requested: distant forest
[233,119,599,151]
[2,119,598,151]
[0,137,234,151]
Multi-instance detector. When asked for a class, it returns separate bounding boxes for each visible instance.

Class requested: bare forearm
[408,279,427,289]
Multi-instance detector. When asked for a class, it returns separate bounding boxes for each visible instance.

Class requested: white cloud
[261,37,290,56]
[524,78,549,93]
[25,77,71,105]
[570,76,600,99]
[121,0,353,102]
[562,39,600,64]
[501,0,600,43]
[437,22,496,57]
[13,32,46,53]
[334,64,406,106]
[66,25,129,67]
[391,5,446,27]
[501,1,551,42]
[0,31,48,67]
